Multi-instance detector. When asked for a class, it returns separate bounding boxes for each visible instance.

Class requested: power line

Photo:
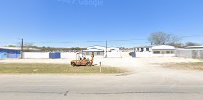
[1,35,202,47]
[180,35,203,38]
[109,38,147,42]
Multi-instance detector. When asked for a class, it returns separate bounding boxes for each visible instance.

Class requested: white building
[133,45,176,57]
[152,45,176,57]
[134,46,152,52]
[82,46,121,58]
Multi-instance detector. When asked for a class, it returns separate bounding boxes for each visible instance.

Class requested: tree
[16,42,35,48]
[185,42,201,46]
[148,32,180,46]
[7,45,17,47]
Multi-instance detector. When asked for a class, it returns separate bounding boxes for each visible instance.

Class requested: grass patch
[163,62,203,71]
[0,63,125,74]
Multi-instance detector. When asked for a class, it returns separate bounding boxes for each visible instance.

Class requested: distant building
[82,46,121,58]
[0,47,21,59]
[134,46,152,52]
[152,45,176,56]
[82,46,104,56]
[185,46,203,49]
[131,45,176,57]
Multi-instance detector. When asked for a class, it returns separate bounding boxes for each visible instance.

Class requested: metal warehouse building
[0,47,21,59]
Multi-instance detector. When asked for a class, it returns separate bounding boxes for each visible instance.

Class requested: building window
[166,51,171,54]
[97,52,100,55]
[136,48,139,51]
[165,50,175,54]
[153,50,175,54]
[153,51,160,54]
[141,48,144,52]
[101,52,104,55]
[161,51,166,54]
[146,48,149,51]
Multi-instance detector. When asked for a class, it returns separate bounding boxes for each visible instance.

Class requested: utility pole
[134,47,136,58]
[105,40,107,58]
[21,38,24,59]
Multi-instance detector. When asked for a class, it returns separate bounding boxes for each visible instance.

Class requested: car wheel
[71,62,76,67]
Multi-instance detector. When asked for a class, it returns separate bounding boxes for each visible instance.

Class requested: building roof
[185,46,203,49]
[152,45,175,50]
[134,46,152,48]
[0,47,21,50]
[83,49,104,52]
[84,45,119,52]
[0,47,41,51]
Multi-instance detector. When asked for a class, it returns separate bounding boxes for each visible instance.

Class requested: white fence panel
[136,52,153,57]
[23,52,49,59]
[61,52,77,59]
[107,52,122,58]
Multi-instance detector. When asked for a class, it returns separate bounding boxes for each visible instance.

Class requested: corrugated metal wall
[176,49,203,59]
[49,52,61,59]
[0,49,21,59]
[0,52,7,59]
[23,52,76,59]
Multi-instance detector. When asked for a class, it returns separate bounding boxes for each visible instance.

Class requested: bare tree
[185,42,201,46]
[148,32,180,46]
[16,42,35,48]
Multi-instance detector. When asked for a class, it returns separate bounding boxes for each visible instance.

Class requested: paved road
[0,69,203,100]
[0,57,203,100]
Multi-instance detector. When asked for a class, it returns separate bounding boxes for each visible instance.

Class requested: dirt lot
[163,62,203,71]
[0,57,202,72]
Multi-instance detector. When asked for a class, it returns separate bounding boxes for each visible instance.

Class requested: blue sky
[0,0,203,47]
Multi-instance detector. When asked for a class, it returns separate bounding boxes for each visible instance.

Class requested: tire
[86,62,90,66]
[71,62,76,67]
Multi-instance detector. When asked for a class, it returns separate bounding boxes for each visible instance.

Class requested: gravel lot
[0,57,202,72]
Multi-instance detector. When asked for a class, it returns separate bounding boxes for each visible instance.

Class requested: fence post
[99,62,102,73]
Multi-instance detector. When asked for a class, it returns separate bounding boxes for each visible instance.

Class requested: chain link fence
[176,49,203,59]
